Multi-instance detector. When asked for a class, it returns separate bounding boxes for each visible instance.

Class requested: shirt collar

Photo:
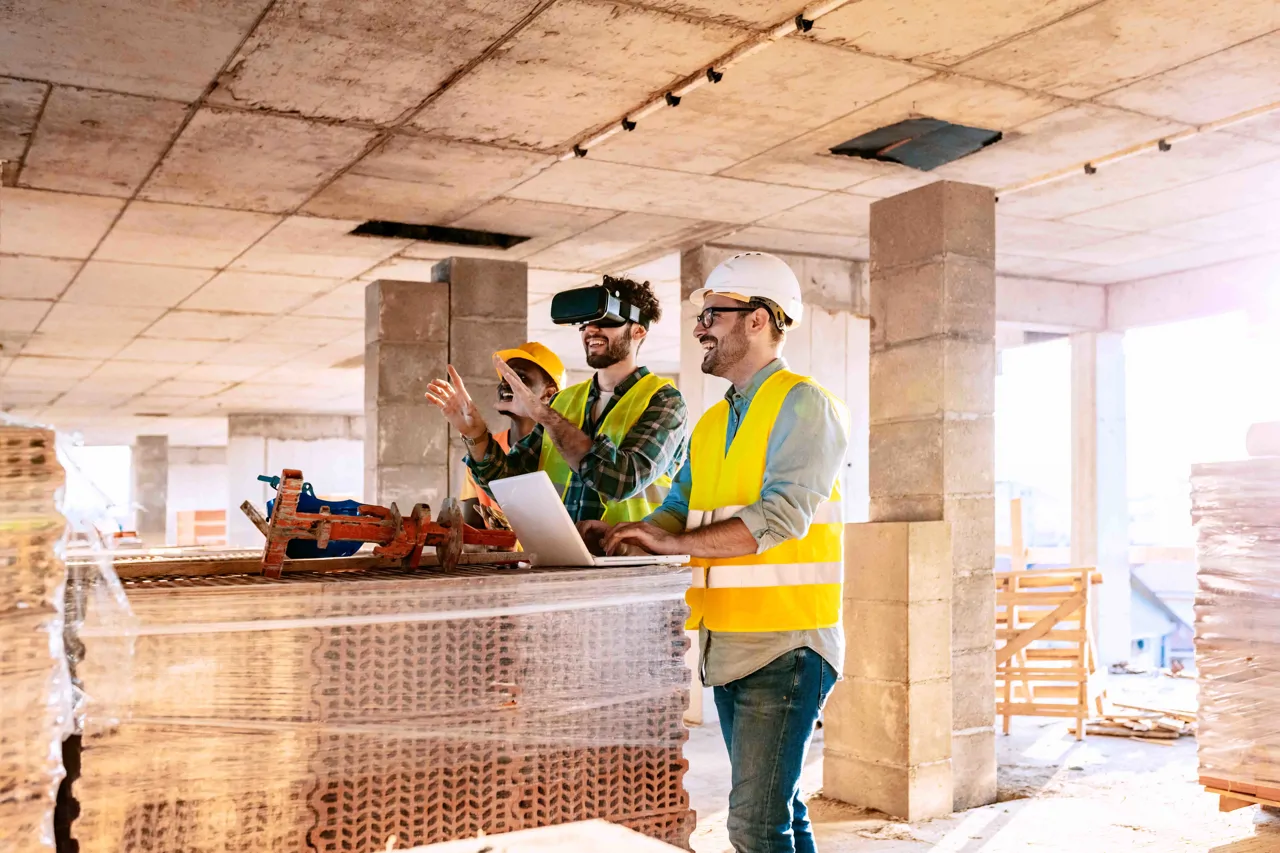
[590,365,649,401]
[725,358,787,407]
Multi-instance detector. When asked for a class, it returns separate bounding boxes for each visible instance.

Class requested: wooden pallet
[995,565,1102,738]
[1201,775,1280,812]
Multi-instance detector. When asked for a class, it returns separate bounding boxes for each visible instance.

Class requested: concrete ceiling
[2,0,1279,442]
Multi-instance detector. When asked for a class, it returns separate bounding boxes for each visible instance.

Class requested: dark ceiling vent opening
[350,221,530,250]
[830,117,1002,172]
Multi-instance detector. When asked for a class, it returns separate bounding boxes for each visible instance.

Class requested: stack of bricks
[73,563,694,851]
[0,426,71,852]
[1191,455,1280,804]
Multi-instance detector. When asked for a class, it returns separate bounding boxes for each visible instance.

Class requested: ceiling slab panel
[995,131,1280,221]
[930,104,1186,189]
[507,158,822,223]
[412,0,743,150]
[406,198,622,261]
[716,227,869,260]
[996,215,1129,259]
[0,78,48,177]
[180,271,342,314]
[62,262,214,308]
[1065,159,1280,232]
[524,212,711,270]
[1226,112,1280,144]
[0,189,124,259]
[1070,232,1280,284]
[230,215,407,277]
[954,0,1280,100]
[111,338,229,364]
[722,75,1063,190]
[94,201,280,267]
[37,302,165,338]
[0,0,273,101]
[1053,232,1194,266]
[592,40,928,174]
[20,88,187,197]
[995,254,1103,281]
[756,192,876,237]
[4,355,101,379]
[1152,197,1280,243]
[631,0,806,29]
[141,109,375,212]
[0,298,50,335]
[293,281,365,319]
[1097,32,1280,125]
[810,0,1097,66]
[0,255,80,300]
[142,309,274,342]
[303,135,551,224]
[20,333,129,360]
[207,0,543,125]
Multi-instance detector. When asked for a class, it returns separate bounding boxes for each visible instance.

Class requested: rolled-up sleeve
[465,428,543,496]
[645,456,692,534]
[576,386,690,503]
[732,384,849,553]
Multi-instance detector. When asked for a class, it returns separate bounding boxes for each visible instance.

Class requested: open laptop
[489,471,689,568]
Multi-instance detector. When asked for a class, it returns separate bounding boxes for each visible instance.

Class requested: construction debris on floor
[1191,450,1280,813]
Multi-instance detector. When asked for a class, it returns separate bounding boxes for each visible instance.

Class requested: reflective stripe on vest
[684,369,848,633]
[538,372,675,523]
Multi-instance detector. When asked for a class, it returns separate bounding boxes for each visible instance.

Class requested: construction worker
[589,253,848,853]
[426,275,690,524]
[457,342,565,528]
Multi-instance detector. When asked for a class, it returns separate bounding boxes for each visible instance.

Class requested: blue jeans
[713,647,838,853]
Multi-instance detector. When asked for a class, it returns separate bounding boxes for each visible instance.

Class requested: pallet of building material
[994,566,1100,740]
[1191,455,1280,815]
[71,562,695,853]
[0,425,71,853]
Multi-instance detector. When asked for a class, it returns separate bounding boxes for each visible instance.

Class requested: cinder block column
[1071,332,1129,665]
[131,434,168,544]
[867,181,997,811]
[364,259,527,510]
[825,521,953,820]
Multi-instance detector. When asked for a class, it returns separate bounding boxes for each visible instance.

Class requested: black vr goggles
[550,285,651,329]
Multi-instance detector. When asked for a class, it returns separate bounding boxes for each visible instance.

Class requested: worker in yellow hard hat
[457,342,566,528]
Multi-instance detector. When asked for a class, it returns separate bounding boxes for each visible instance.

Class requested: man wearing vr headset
[426,275,689,525]
[590,252,849,853]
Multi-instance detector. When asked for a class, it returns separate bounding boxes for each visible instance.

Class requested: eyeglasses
[695,306,758,329]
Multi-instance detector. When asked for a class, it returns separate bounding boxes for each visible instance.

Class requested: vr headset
[550,285,651,329]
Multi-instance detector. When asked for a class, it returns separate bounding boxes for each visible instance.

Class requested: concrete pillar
[226,414,363,547]
[825,521,954,820]
[364,258,526,510]
[678,245,870,726]
[130,435,168,545]
[1071,332,1130,665]
[863,180,998,813]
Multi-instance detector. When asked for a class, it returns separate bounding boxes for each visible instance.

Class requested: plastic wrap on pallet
[1191,456,1280,797]
[0,424,71,852]
[71,561,695,852]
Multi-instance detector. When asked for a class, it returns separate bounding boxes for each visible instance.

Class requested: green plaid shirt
[466,367,690,523]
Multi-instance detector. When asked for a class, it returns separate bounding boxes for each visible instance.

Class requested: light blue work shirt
[646,358,849,687]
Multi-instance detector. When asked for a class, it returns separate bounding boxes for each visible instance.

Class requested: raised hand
[494,355,550,424]
[424,365,488,440]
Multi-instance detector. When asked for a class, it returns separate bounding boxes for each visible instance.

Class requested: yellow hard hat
[493,341,567,389]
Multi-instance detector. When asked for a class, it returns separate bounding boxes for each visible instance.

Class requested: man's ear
[631,322,648,343]
[541,385,558,404]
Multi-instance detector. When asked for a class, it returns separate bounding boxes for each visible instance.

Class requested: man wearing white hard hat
[593,252,849,853]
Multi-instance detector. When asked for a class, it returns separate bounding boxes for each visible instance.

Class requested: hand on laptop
[576,520,610,556]
[603,521,676,557]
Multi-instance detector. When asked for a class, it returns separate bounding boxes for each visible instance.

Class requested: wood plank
[1111,701,1196,723]
[997,628,1087,643]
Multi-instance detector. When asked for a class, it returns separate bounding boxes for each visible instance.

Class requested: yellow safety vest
[685,369,846,632]
[538,372,675,523]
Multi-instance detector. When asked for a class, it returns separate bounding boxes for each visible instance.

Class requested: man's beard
[585,331,632,369]
[700,319,748,376]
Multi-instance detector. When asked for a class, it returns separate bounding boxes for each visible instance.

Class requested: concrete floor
[684,674,1280,852]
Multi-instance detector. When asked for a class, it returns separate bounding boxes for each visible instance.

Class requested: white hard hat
[690,252,804,327]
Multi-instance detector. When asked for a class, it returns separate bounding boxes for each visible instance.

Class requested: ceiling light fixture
[558,0,858,162]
